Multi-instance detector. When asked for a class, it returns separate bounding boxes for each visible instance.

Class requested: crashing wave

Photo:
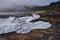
[0,14,51,34]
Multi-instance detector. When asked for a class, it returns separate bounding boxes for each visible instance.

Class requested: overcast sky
[0,0,59,9]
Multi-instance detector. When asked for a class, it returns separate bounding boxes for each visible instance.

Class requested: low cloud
[0,0,59,11]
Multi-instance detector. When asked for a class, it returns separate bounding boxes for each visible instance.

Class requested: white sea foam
[0,14,51,34]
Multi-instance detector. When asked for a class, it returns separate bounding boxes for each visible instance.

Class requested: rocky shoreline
[0,12,60,40]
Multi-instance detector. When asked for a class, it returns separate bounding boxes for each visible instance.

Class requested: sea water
[0,14,51,34]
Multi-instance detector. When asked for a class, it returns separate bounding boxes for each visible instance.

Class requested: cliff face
[49,1,60,14]
[27,1,60,14]
[49,1,60,9]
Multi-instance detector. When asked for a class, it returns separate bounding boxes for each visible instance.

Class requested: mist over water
[0,0,59,12]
